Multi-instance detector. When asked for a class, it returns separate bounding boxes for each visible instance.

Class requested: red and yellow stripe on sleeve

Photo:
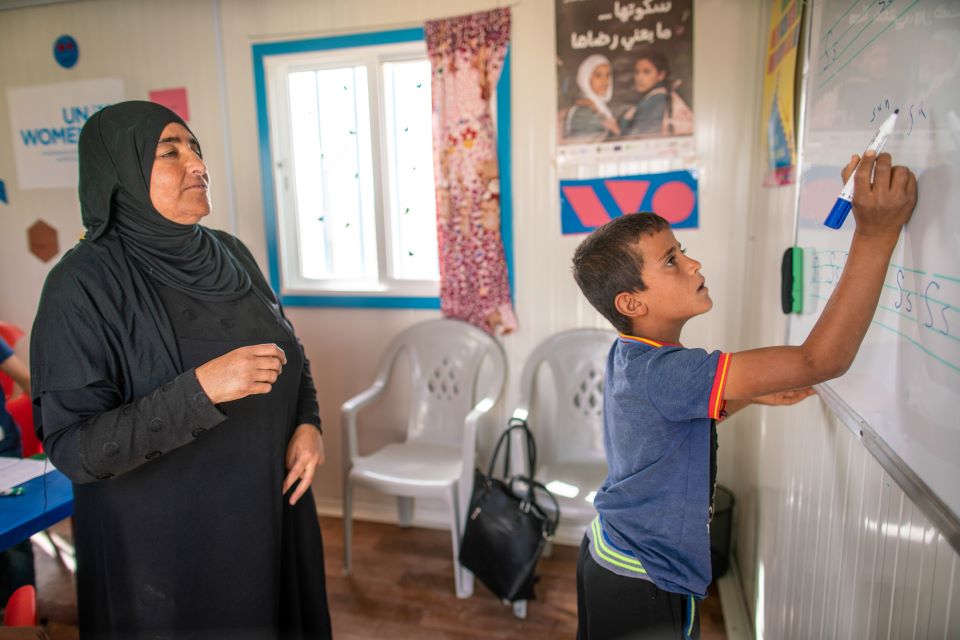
[708,353,732,420]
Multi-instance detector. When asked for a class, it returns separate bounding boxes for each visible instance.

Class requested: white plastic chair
[512,328,616,533]
[341,318,506,599]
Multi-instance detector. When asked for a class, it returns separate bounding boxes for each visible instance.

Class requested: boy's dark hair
[636,50,670,77]
[572,212,670,333]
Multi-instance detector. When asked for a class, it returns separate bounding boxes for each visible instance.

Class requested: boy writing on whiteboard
[571,151,917,639]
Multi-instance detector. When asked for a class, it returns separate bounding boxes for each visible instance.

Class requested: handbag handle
[486,420,562,537]
[508,475,561,537]
[487,418,536,480]
[506,417,536,478]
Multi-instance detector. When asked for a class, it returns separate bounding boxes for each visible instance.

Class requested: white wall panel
[731,393,960,638]
[2,1,959,636]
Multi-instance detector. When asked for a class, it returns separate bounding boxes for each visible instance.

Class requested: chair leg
[512,600,528,619]
[46,530,76,572]
[343,475,354,575]
[446,485,473,599]
[397,496,414,528]
[43,530,65,565]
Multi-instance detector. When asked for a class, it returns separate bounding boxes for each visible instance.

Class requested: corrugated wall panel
[928,539,958,638]
[731,396,960,639]
[726,0,960,634]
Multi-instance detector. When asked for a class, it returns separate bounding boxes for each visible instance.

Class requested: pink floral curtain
[426,8,517,335]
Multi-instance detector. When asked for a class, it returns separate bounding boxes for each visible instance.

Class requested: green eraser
[791,247,804,314]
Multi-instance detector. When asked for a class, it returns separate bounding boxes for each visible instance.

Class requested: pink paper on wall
[149,87,189,122]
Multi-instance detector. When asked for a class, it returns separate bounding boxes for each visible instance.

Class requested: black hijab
[32,101,279,403]
[79,100,251,301]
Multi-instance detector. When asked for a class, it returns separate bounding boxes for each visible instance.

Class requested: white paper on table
[0,457,49,490]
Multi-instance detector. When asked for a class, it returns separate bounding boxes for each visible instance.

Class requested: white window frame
[264,40,439,299]
[253,29,513,309]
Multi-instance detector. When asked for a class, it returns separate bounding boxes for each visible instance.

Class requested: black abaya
[37,238,331,639]
[31,100,331,639]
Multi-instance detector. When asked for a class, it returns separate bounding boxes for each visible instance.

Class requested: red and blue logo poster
[560,169,698,234]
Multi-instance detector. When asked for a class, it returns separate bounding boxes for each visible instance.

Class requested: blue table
[0,467,73,551]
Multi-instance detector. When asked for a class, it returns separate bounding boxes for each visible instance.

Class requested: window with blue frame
[253,28,513,309]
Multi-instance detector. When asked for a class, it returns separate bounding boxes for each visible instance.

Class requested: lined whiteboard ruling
[824,110,899,229]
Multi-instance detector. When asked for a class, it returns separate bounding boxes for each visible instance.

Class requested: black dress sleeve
[41,369,226,484]
[295,351,321,433]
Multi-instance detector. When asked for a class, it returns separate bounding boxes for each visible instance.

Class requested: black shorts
[576,536,700,640]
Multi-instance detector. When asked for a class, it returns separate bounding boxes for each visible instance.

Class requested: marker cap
[825,198,852,229]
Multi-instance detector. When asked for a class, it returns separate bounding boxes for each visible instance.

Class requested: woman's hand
[753,387,816,406]
[195,344,287,404]
[283,424,325,505]
[602,117,621,136]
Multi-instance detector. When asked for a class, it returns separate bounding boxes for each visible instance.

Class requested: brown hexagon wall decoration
[28,219,59,262]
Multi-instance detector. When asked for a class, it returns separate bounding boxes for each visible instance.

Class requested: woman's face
[633,59,667,94]
[590,63,611,95]
[149,122,210,225]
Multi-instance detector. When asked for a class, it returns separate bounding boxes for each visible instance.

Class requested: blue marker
[825,109,899,229]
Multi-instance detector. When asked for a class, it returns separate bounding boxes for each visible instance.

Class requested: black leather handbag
[459,418,560,602]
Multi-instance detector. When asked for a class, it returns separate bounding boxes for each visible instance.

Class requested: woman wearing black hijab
[30,101,332,639]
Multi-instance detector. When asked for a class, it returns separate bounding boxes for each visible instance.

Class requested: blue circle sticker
[53,35,79,68]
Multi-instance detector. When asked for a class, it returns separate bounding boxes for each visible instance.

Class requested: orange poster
[761,0,803,186]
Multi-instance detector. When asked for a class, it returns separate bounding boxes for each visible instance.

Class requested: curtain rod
[247,1,520,43]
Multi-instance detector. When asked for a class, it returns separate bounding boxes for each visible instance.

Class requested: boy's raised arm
[722,151,918,401]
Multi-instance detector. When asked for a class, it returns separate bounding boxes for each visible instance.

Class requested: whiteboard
[789,0,960,524]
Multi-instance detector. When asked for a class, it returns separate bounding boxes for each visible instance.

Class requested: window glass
[382,59,439,282]
[288,66,377,282]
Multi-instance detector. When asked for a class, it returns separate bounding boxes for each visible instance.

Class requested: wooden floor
[30,517,726,639]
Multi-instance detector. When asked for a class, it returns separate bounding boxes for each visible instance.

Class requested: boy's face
[632,229,713,323]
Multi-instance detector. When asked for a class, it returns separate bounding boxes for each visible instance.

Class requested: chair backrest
[384,319,506,448]
[4,584,37,626]
[0,321,24,400]
[517,329,616,466]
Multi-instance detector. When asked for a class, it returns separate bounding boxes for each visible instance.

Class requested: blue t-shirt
[0,336,21,457]
[593,334,730,598]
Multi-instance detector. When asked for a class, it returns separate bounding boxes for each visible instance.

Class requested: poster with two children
[556,0,694,147]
